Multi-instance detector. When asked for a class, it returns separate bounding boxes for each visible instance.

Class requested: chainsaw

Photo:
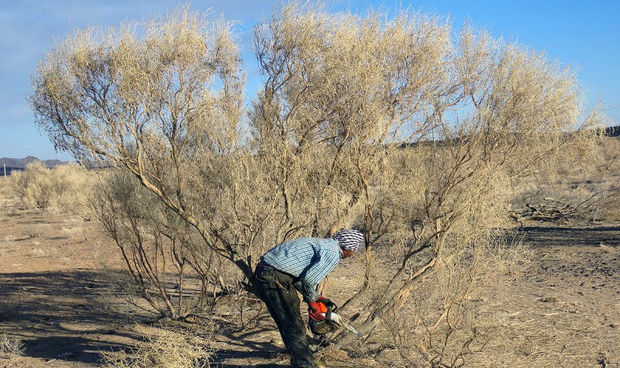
[308,301,363,338]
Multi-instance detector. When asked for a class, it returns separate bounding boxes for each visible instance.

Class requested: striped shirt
[261,237,342,302]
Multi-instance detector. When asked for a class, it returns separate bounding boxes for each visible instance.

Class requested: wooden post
[3,164,5,177]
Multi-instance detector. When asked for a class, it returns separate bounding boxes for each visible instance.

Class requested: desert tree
[31,3,600,364]
[29,8,258,280]
[249,3,598,363]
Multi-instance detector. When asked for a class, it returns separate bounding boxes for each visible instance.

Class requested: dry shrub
[0,334,24,357]
[379,234,532,367]
[30,3,602,366]
[11,161,54,209]
[0,333,24,368]
[92,170,242,319]
[101,328,211,368]
[52,163,94,213]
[23,224,45,239]
[0,177,10,209]
[10,161,94,214]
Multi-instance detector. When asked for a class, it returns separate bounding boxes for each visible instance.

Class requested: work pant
[253,263,317,368]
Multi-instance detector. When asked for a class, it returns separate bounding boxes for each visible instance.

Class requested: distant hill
[0,156,70,175]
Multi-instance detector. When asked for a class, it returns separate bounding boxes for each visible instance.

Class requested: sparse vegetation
[101,328,212,368]
[9,161,94,214]
[23,224,45,239]
[0,333,24,368]
[21,2,616,368]
[0,334,24,356]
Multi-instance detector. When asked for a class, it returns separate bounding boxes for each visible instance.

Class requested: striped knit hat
[333,229,364,252]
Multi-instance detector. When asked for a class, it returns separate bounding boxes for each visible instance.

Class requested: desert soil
[0,181,618,368]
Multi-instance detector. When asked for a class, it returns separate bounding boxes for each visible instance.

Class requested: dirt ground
[465,226,619,368]
[0,179,618,368]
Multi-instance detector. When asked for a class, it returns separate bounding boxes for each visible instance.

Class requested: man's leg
[254,268,316,368]
[270,272,316,368]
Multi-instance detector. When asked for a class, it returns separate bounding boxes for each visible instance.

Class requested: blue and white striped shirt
[261,237,342,302]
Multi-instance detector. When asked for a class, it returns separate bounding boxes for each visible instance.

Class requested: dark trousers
[253,264,317,368]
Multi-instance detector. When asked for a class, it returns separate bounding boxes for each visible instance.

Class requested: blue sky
[1,1,618,160]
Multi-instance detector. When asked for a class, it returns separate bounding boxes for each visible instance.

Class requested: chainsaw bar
[328,312,363,339]
[342,322,363,338]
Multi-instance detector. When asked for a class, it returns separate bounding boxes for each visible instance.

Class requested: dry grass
[101,328,212,368]
[23,224,46,239]
[0,334,24,356]
[0,334,24,368]
[9,162,94,215]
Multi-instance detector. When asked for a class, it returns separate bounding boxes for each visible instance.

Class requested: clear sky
[1,0,618,160]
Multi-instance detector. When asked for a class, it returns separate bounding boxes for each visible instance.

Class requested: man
[252,229,364,368]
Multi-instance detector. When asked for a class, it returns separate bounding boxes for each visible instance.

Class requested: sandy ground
[465,227,619,368]
[0,182,618,368]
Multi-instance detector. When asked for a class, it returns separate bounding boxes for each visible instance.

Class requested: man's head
[333,229,364,258]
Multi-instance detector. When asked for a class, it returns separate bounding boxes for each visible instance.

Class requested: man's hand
[308,300,328,321]
[326,311,344,326]
[309,296,338,322]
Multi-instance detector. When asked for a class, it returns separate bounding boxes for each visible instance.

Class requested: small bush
[101,329,211,368]
[23,224,45,239]
[0,333,24,357]
[10,161,94,214]
[11,161,54,209]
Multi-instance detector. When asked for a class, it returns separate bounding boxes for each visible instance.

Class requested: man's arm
[297,279,320,303]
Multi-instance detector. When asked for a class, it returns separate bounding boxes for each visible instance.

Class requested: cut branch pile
[512,179,618,225]
[512,200,578,223]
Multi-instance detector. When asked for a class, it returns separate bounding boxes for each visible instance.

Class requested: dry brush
[29,3,603,365]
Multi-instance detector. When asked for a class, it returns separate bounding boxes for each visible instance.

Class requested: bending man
[253,229,364,368]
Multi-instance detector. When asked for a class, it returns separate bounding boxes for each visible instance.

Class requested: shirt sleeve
[296,248,341,303]
[294,279,320,303]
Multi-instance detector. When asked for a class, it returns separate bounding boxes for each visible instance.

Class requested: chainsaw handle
[317,296,337,312]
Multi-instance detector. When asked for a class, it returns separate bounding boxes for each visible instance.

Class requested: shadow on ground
[519,225,620,247]
[207,313,288,367]
[0,269,288,367]
[0,270,147,365]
